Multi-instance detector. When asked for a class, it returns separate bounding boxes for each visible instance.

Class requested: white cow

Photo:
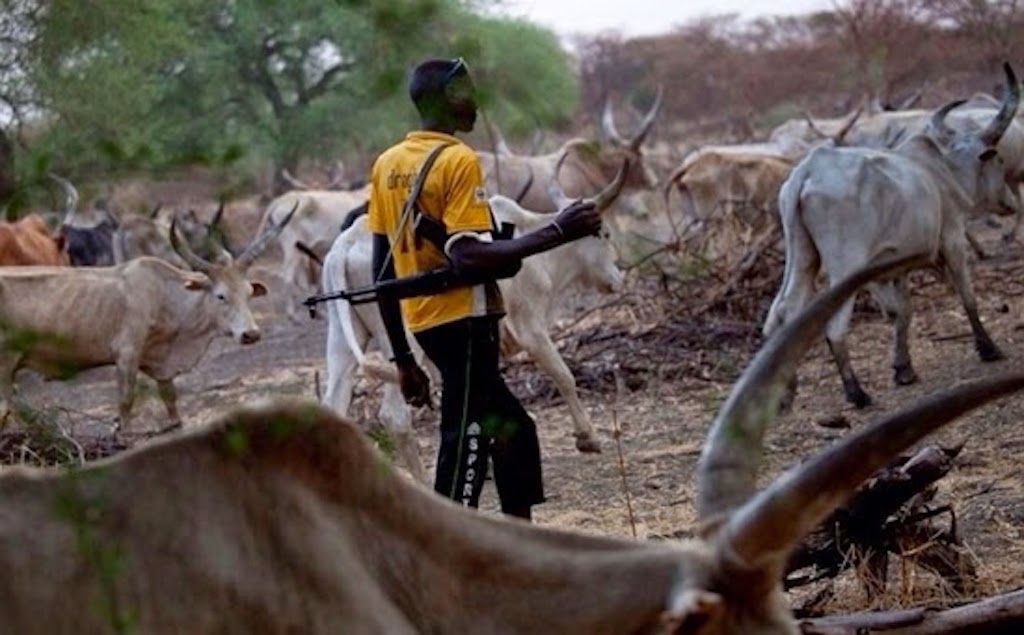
[764,65,1021,408]
[256,188,370,320]
[0,210,294,431]
[320,154,627,479]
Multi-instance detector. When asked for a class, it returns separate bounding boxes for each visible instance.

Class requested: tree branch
[303,60,353,103]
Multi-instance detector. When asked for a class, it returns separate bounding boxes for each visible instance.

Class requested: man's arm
[447,199,600,277]
[372,232,430,407]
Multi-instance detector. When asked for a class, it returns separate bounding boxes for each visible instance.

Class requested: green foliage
[22,0,577,180]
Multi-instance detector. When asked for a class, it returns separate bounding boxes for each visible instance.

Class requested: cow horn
[696,254,929,527]
[601,95,626,147]
[981,62,1020,146]
[548,144,628,212]
[629,86,663,150]
[208,200,225,233]
[281,168,311,191]
[931,99,966,140]
[169,215,214,273]
[149,203,163,219]
[589,159,628,210]
[719,371,1024,582]
[236,200,298,268]
[832,106,863,146]
[897,87,924,110]
[48,173,79,223]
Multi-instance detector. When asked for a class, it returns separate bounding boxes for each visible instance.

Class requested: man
[368,58,601,521]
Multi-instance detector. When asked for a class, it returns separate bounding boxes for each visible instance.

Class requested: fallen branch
[800,588,1024,634]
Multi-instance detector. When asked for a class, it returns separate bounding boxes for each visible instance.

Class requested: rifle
[304,267,467,318]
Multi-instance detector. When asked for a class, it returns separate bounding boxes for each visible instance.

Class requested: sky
[499,0,833,37]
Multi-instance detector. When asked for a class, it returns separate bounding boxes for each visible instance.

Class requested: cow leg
[379,382,427,483]
[156,378,183,432]
[944,250,1004,361]
[115,356,139,432]
[515,326,601,453]
[1001,183,1023,243]
[281,244,309,322]
[825,297,872,408]
[965,230,988,260]
[870,279,918,386]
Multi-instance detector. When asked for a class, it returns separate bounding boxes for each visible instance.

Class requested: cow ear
[979,148,998,162]
[250,281,268,297]
[660,589,724,634]
[184,277,210,291]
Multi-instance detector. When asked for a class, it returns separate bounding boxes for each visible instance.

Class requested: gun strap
[376,142,454,283]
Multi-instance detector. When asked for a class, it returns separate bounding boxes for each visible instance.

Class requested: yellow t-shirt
[367,130,504,333]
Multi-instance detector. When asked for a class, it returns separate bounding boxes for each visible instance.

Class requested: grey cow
[765,64,1021,407]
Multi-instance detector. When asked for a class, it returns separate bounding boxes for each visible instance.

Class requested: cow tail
[764,162,816,337]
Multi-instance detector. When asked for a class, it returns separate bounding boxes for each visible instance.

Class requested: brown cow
[0,215,68,266]
[2,256,1021,633]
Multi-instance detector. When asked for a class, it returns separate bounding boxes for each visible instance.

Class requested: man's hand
[396,355,431,407]
[552,199,600,242]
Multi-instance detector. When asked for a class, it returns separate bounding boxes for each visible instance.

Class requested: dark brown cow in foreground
[1,257,1022,633]
[0,215,68,266]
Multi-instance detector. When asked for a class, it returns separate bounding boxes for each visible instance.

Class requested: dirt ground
[4,219,1024,617]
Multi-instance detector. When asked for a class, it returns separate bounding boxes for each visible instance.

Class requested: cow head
[548,149,627,294]
[599,87,663,190]
[168,202,297,344]
[929,63,1021,217]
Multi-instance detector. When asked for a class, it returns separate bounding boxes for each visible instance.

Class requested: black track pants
[415,316,545,511]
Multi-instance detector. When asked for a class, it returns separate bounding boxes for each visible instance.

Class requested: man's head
[409,58,477,133]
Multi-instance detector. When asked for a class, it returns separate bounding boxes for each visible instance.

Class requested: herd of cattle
[0,62,1023,631]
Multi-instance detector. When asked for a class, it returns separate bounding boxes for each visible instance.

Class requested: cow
[764,64,1021,408]
[48,174,121,266]
[255,188,370,321]
[2,256,1022,633]
[0,215,68,266]
[0,207,295,431]
[476,89,663,213]
[662,148,794,262]
[320,153,627,479]
[115,201,256,265]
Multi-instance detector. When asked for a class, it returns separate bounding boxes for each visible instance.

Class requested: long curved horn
[696,254,929,524]
[589,159,628,210]
[547,148,574,210]
[169,215,214,273]
[208,200,225,233]
[931,99,966,140]
[547,145,628,212]
[48,173,79,222]
[601,95,626,147]
[801,111,830,140]
[281,168,312,191]
[236,200,298,268]
[981,62,1020,146]
[149,203,163,219]
[513,166,534,204]
[629,85,663,150]
[832,106,864,146]
[897,87,923,110]
[721,372,1024,579]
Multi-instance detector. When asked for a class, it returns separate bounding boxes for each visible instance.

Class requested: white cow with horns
[4,256,1024,633]
[765,63,1021,408]
[0,207,296,431]
[319,151,628,480]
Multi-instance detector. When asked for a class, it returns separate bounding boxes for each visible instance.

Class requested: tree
[21,0,578,190]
